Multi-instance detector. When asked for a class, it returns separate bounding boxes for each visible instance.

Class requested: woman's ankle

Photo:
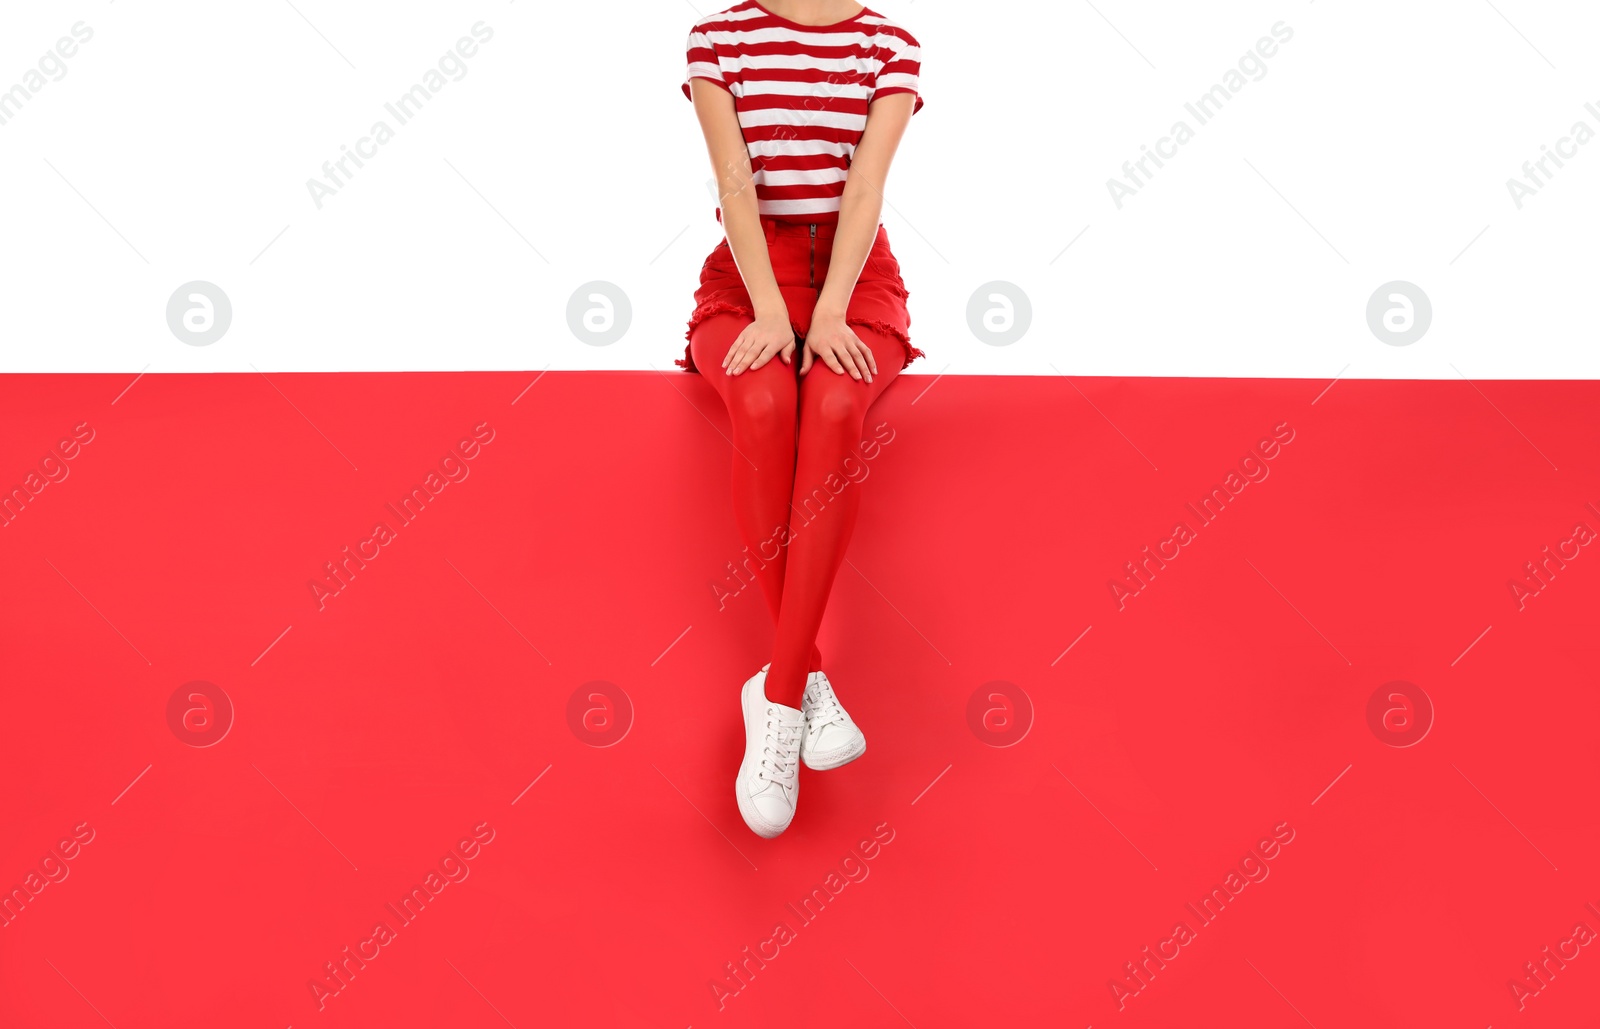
[764,662,808,707]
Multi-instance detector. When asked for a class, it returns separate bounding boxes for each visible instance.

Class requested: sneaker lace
[808,681,845,728]
[759,709,801,783]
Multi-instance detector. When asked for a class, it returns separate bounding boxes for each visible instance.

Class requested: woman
[679,0,924,838]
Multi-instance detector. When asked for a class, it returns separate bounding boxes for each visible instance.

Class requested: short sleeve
[871,27,924,114]
[683,27,731,100]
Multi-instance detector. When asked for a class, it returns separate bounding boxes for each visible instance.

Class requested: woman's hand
[723,313,796,375]
[800,313,877,383]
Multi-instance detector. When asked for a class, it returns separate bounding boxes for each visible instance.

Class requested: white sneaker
[735,668,804,838]
[801,671,866,771]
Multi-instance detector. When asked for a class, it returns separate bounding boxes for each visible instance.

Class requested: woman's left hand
[800,314,877,383]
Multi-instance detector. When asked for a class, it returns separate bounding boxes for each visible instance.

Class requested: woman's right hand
[723,313,796,376]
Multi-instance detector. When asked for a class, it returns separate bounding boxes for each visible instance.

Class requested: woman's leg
[689,313,823,672]
[764,326,904,706]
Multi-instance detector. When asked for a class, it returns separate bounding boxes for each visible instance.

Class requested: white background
[0,0,1595,378]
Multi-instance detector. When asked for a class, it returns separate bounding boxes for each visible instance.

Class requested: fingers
[837,327,875,382]
[726,326,795,376]
[821,346,847,377]
[799,346,814,375]
[747,335,795,373]
[828,336,865,380]
[845,338,872,383]
[730,336,761,376]
[722,329,751,373]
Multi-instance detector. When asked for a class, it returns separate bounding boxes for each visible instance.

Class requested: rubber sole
[735,780,789,839]
[803,735,866,771]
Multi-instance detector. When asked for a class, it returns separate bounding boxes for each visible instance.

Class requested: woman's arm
[691,80,796,375]
[802,92,917,382]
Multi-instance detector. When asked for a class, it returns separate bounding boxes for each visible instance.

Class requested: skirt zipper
[809,223,817,288]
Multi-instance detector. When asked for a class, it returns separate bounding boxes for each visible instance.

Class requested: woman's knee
[801,374,870,438]
[727,368,798,440]
[800,376,876,457]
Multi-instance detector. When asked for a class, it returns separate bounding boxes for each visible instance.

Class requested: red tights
[691,315,902,707]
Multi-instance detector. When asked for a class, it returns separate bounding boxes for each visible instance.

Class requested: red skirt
[678,218,923,373]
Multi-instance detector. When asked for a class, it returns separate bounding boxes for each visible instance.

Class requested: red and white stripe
[684,2,923,223]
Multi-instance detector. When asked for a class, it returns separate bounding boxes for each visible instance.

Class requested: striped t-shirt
[683,2,923,224]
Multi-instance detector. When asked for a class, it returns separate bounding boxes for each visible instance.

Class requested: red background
[1,371,1596,1027]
